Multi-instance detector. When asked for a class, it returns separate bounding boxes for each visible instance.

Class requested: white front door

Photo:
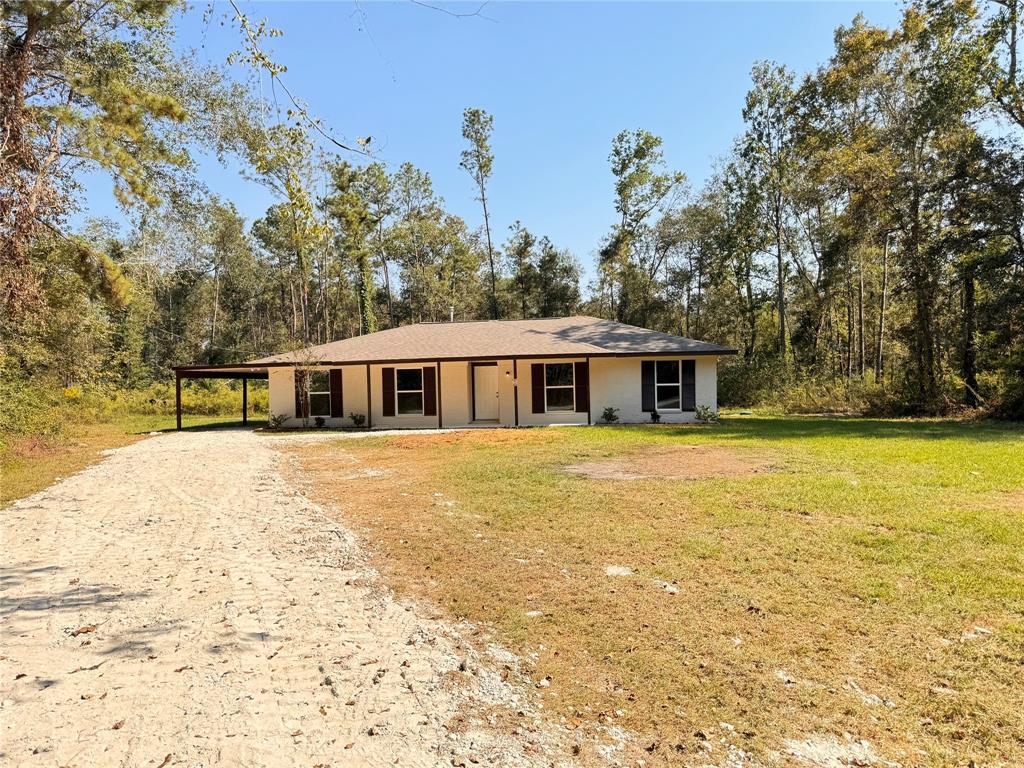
[473,366,499,420]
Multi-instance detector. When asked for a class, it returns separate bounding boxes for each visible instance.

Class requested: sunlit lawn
[290,417,1024,767]
[0,414,265,506]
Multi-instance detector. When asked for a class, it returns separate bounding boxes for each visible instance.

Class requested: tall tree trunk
[480,186,498,319]
[357,251,376,335]
[857,253,865,378]
[210,262,220,361]
[908,184,936,403]
[742,258,757,358]
[962,263,979,407]
[695,254,704,338]
[845,272,854,381]
[775,194,787,358]
[377,222,395,328]
[875,234,889,383]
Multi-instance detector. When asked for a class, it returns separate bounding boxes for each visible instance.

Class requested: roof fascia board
[173,348,737,373]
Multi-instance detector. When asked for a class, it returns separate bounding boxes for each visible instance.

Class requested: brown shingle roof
[246,316,736,365]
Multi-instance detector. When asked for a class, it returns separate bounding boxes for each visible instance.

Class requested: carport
[172,365,270,430]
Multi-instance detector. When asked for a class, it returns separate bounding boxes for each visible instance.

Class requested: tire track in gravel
[1,429,600,768]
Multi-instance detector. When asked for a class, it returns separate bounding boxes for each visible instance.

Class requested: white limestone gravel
[0,429,587,767]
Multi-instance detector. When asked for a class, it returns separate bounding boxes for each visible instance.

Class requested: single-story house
[172,316,736,429]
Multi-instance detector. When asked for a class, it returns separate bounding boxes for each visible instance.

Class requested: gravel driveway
[0,429,578,767]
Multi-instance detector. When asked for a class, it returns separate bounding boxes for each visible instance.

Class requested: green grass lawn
[291,416,1024,767]
[1,414,266,506]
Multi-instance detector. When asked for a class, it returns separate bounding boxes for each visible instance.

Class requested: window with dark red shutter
[329,369,343,417]
[681,360,696,410]
[641,361,656,412]
[422,367,436,416]
[531,364,545,414]
[382,367,395,417]
[573,361,589,413]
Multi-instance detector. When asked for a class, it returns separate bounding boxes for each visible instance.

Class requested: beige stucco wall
[589,356,717,424]
[267,355,719,429]
[271,365,370,428]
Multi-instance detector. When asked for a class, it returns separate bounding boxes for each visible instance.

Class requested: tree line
[2,0,1021,416]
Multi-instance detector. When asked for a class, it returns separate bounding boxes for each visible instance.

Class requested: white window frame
[395,366,424,417]
[655,360,682,413]
[308,370,332,418]
[544,362,575,413]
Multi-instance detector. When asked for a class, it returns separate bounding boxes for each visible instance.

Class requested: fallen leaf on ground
[112,720,125,730]
[70,625,97,637]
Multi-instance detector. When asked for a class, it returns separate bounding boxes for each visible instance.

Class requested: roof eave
[176,348,738,371]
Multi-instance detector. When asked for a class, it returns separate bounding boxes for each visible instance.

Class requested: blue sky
[83,1,902,280]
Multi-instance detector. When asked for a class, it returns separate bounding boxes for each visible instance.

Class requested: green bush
[718,355,791,408]
[111,380,268,416]
[694,404,720,423]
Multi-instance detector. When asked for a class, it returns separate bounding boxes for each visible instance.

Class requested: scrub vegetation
[290,417,1024,767]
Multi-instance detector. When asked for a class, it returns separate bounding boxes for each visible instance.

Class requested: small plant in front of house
[314,416,326,428]
[350,412,366,428]
[267,412,288,430]
[650,409,661,423]
[695,404,720,424]
[601,406,619,424]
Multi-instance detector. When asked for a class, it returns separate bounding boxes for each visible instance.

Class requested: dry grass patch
[564,444,773,481]
[287,419,1024,768]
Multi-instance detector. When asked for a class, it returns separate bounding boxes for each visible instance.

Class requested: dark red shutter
[531,364,545,414]
[422,366,437,416]
[574,361,589,413]
[681,360,696,410]
[294,369,304,418]
[382,367,395,417]
[641,361,656,412]
[329,368,343,418]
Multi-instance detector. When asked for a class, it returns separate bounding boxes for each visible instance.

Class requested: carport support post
[175,372,182,431]
[242,377,248,426]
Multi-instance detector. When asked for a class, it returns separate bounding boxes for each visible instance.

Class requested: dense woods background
[2,0,1023,446]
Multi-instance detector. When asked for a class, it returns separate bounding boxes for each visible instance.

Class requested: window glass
[653,360,681,410]
[396,368,422,391]
[306,370,331,417]
[309,392,331,417]
[544,363,575,412]
[546,386,574,411]
[656,386,680,411]
[545,363,573,387]
[397,392,423,415]
[655,360,679,384]
[395,368,424,415]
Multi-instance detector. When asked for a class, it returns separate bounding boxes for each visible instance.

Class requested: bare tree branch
[225,0,371,156]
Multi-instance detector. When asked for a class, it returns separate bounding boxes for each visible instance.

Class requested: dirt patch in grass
[564,444,773,481]
[386,428,551,451]
[8,434,62,459]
